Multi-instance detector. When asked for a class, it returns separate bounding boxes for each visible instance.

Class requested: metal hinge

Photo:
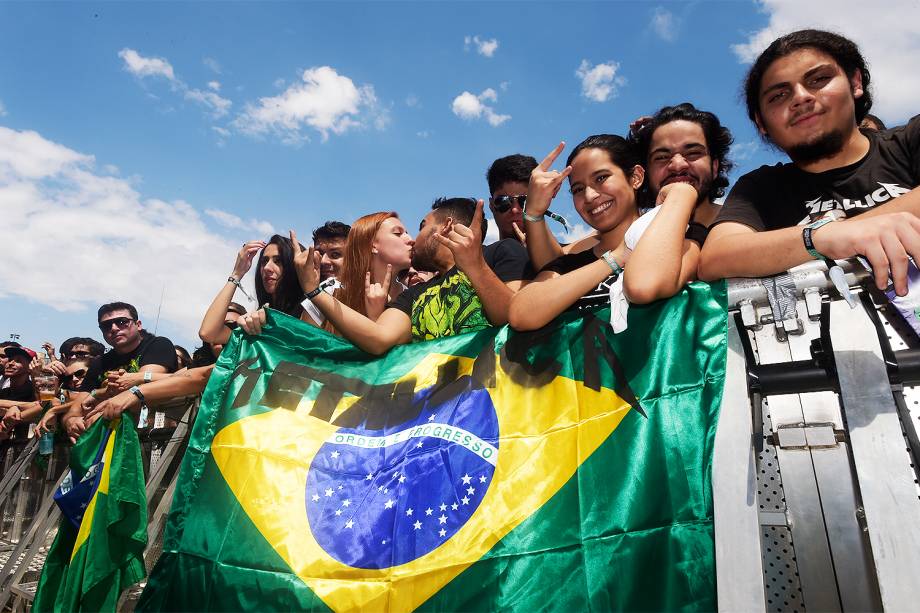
[773,423,845,449]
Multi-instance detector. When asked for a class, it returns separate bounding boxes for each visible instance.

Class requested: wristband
[129,385,147,406]
[143,371,153,383]
[601,250,624,275]
[304,286,323,300]
[802,217,836,260]
[228,275,256,303]
[523,212,544,223]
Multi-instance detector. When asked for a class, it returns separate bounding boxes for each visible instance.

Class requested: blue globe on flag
[306,374,499,569]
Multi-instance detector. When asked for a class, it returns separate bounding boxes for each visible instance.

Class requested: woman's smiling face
[568,147,642,232]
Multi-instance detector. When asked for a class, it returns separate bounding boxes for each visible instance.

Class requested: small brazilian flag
[34,417,147,612]
[139,281,726,611]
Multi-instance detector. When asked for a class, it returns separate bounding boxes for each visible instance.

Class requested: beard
[410,242,438,273]
[786,128,847,164]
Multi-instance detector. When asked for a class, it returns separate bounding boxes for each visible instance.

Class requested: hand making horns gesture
[290,230,321,294]
[364,264,393,320]
[434,199,486,273]
[527,142,573,218]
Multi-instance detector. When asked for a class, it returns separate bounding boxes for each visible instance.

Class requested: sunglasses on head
[98,317,134,332]
[491,194,527,214]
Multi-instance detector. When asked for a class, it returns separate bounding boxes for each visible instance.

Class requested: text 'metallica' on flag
[138,280,727,612]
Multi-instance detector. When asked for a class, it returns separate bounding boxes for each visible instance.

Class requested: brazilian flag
[34,417,147,612]
[139,281,726,611]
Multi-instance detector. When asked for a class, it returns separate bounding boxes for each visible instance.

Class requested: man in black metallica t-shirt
[62,301,177,441]
[701,29,920,296]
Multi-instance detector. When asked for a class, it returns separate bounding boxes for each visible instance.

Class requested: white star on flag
[399,475,406,483]
[451,502,459,510]
[439,528,447,537]
[413,520,422,530]
[384,499,395,509]
[467,486,475,495]
[462,496,470,505]
[366,473,373,480]
[335,509,342,516]
[342,499,351,507]
[330,451,339,459]
[461,474,472,485]
[425,507,433,516]
[479,475,487,483]
[324,488,333,497]
[428,414,436,421]
[345,519,354,529]
[406,508,414,517]
[311,494,320,502]
[439,503,447,511]
[439,514,447,524]
[416,441,423,448]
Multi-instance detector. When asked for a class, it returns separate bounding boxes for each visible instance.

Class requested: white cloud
[205,209,274,235]
[120,48,232,119]
[207,80,221,91]
[464,35,499,58]
[576,60,626,103]
[203,57,222,74]
[731,0,920,122]
[732,139,762,161]
[0,125,257,337]
[451,88,510,127]
[233,66,384,143]
[118,48,176,81]
[484,217,500,245]
[650,7,677,42]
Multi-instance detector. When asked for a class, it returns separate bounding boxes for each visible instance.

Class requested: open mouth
[590,201,613,216]
[664,174,696,186]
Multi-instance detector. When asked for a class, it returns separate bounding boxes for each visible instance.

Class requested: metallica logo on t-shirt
[716,115,920,231]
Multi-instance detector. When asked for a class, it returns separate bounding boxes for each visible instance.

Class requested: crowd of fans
[2,29,919,452]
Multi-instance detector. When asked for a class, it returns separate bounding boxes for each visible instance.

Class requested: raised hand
[232,240,267,279]
[527,142,573,218]
[364,264,393,321]
[290,230,321,293]
[655,182,698,207]
[435,199,486,273]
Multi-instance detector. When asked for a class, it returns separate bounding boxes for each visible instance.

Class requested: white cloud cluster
[0,126,271,336]
[464,35,499,58]
[731,0,920,122]
[233,66,385,143]
[576,60,626,103]
[650,7,677,42]
[451,88,510,126]
[119,48,232,119]
[205,208,274,235]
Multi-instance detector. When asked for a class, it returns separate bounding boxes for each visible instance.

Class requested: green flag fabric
[34,416,147,612]
[139,281,726,612]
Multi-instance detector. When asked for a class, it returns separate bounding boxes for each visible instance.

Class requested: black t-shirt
[0,379,35,402]
[79,332,178,392]
[388,239,531,340]
[542,249,620,311]
[715,116,920,231]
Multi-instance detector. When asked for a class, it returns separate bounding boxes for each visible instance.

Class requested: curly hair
[630,102,734,201]
[743,29,872,126]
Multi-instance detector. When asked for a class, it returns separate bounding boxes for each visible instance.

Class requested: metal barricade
[0,398,197,612]
[715,259,920,611]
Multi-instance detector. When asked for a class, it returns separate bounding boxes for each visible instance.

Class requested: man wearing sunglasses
[62,301,178,441]
[487,154,538,244]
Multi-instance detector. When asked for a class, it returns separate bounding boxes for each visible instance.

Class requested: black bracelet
[304,286,323,300]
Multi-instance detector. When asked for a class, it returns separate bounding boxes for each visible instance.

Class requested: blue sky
[2,0,919,353]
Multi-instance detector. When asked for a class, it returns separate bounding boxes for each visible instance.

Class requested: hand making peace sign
[527,142,573,218]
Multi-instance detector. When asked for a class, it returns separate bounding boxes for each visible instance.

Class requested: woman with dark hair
[331,212,414,325]
[199,235,308,346]
[174,346,192,370]
[510,136,700,331]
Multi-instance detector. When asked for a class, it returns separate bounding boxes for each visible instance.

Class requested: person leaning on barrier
[0,346,41,432]
[700,29,920,295]
[60,301,178,442]
[240,198,531,354]
[84,303,246,425]
[312,220,351,282]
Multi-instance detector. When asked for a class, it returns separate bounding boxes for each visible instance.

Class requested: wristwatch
[802,216,836,260]
[143,371,153,383]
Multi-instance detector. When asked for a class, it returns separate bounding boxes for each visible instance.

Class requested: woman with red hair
[330,211,415,328]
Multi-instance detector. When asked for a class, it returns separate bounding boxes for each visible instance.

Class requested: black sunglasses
[224,321,240,330]
[98,317,134,332]
[71,368,88,378]
[491,194,527,214]
[65,351,91,359]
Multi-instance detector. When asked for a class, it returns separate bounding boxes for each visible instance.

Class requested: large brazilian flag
[139,281,726,611]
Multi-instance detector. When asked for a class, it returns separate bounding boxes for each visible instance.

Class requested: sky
[2,0,919,353]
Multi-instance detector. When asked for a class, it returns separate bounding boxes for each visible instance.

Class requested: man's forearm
[141,365,214,404]
[858,185,920,220]
[462,261,514,325]
[699,225,812,280]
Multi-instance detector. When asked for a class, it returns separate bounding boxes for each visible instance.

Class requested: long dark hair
[255,234,304,317]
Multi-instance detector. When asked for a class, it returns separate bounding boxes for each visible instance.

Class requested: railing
[0,397,197,612]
